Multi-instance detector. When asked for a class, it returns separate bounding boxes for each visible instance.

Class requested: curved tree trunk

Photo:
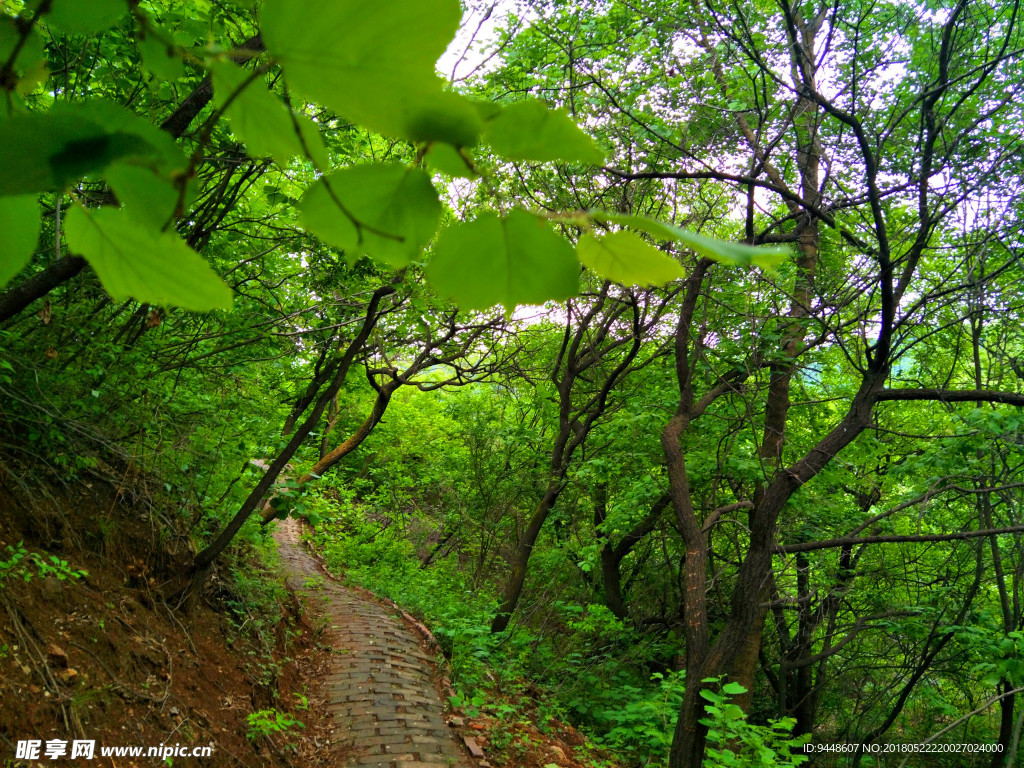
[490,486,561,633]
[189,284,395,574]
[258,379,400,524]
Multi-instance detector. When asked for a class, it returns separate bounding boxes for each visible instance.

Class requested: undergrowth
[307,490,808,768]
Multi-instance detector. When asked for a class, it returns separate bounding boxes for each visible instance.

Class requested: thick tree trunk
[600,545,628,620]
[0,256,85,325]
[490,486,561,633]
[995,685,1016,768]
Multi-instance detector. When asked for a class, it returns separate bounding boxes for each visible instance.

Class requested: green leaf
[65,206,232,311]
[293,114,329,169]
[592,212,788,271]
[47,0,127,34]
[577,231,684,286]
[137,28,185,82]
[0,195,41,288]
[260,0,480,145]
[0,16,46,86]
[104,163,178,231]
[721,681,747,696]
[424,143,477,178]
[671,229,788,270]
[484,99,604,164]
[0,100,186,196]
[210,61,327,168]
[427,210,579,310]
[300,164,441,267]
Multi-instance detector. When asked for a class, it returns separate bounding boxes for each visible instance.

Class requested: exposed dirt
[0,469,613,768]
[451,711,606,768]
[0,479,333,768]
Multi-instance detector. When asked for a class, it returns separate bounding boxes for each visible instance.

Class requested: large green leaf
[104,163,178,232]
[485,99,604,164]
[210,61,327,168]
[592,212,789,270]
[137,27,185,82]
[0,16,46,86]
[0,195,41,288]
[0,100,185,196]
[260,0,480,145]
[65,207,232,311]
[424,143,476,178]
[427,210,579,310]
[47,0,127,34]
[300,164,441,267]
[577,231,684,286]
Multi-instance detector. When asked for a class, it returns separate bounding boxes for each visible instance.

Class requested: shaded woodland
[1,0,1024,766]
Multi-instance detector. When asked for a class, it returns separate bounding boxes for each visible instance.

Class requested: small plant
[0,543,88,583]
[246,708,305,741]
[302,575,325,590]
[699,679,809,768]
[33,552,89,581]
[0,543,28,582]
[449,689,487,717]
[598,670,687,761]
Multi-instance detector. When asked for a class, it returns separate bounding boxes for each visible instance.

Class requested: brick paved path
[274,518,471,768]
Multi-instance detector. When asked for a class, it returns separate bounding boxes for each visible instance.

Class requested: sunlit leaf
[577,231,684,286]
[47,0,127,34]
[0,195,41,288]
[300,164,441,267]
[424,143,476,178]
[0,100,185,196]
[593,212,788,271]
[137,28,185,81]
[0,16,45,82]
[210,61,327,168]
[104,163,178,232]
[427,210,579,309]
[485,99,604,164]
[261,0,480,145]
[65,207,232,311]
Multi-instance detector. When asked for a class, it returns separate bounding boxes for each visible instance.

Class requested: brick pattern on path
[274,518,471,768]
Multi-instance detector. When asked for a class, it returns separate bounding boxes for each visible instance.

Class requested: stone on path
[275,518,472,768]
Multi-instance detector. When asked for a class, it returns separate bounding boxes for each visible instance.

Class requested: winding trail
[275,518,472,768]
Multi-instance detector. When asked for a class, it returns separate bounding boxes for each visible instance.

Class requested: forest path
[274,518,472,768]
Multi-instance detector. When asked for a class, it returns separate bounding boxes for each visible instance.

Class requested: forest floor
[0,483,333,767]
[274,517,471,768]
[276,517,607,768]
[0,478,604,768]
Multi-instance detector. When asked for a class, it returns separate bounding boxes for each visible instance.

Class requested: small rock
[464,736,485,758]
[59,668,78,683]
[447,716,464,727]
[40,576,62,601]
[46,643,69,668]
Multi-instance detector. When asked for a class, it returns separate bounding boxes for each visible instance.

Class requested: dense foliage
[2,0,1024,767]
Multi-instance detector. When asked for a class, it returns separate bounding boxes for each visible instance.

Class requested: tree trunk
[189,284,394,573]
[0,256,85,325]
[259,379,400,524]
[490,486,561,633]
